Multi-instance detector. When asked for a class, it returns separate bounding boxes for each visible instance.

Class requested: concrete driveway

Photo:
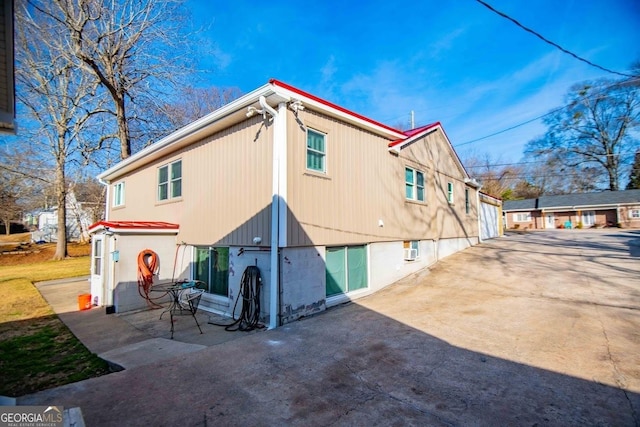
[19,230,640,426]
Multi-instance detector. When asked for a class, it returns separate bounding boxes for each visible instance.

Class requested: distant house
[503,190,640,230]
[30,192,97,242]
[89,79,493,327]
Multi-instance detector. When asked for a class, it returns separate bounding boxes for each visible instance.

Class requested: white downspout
[476,190,483,243]
[98,178,110,221]
[263,96,287,330]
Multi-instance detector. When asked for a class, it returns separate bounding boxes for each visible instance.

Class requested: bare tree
[159,86,243,131]
[30,0,197,159]
[464,154,523,199]
[15,3,107,259]
[525,77,640,191]
[0,170,22,235]
[0,151,51,234]
[627,150,640,190]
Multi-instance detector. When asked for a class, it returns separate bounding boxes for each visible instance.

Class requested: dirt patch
[0,242,91,266]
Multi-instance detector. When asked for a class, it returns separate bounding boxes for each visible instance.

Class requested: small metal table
[150,281,206,339]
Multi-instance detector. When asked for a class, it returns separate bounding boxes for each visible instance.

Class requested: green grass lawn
[0,256,111,397]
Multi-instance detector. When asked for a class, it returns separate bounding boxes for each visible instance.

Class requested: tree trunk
[3,219,10,235]
[116,94,131,159]
[52,159,67,260]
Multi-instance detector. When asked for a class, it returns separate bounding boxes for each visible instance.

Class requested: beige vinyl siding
[286,109,478,246]
[108,117,273,246]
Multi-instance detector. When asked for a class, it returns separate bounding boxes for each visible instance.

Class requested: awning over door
[88,221,179,235]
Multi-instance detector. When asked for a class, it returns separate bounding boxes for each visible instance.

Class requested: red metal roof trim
[89,220,179,231]
[388,122,441,148]
[269,79,403,136]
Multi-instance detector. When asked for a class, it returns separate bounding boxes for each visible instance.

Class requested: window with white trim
[113,182,125,207]
[158,160,182,201]
[513,212,531,222]
[405,167,425,201]
[629,209,640,219]
[447,182,454,204]
[403,240,420,259]
[306,129,326,173]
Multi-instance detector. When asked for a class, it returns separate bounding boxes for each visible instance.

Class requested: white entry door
[545,213,555,229]
[90,235,105,306]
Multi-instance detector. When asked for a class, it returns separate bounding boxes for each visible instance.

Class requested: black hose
[209,265,264,332]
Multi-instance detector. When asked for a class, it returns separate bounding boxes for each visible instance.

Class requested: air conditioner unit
[404,248,418,261]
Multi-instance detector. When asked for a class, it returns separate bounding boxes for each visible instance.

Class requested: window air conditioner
[404,248,418,261]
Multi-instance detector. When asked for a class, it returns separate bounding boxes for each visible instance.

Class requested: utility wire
[454,78,640,148]
[474,0,636,78]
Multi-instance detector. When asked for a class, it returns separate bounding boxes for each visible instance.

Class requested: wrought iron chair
[176,287,205,337]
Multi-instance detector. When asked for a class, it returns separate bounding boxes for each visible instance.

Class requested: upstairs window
[113,182,125,207]
[306,129,326,173]
[447,182,454,204]
[158,160,182,201]
[405,167,425,201]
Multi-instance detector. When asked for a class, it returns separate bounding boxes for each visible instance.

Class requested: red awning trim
[88,220,179,235]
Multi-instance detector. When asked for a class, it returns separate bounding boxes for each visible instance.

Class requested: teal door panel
[326,247,346,296]
[347,246,367,291]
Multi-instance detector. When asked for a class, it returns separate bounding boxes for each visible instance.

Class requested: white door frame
[90,235,105,306]
[545,213,555,229]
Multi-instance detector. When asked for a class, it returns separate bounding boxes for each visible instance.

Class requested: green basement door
[326,246,368,296]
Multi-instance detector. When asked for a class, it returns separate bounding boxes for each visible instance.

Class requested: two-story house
[88,79,483,328]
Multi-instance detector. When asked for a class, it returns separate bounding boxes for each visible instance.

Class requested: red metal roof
[88,220,179,232]
[270,79,403,136]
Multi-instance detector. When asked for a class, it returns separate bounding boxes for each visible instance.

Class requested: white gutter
[265,98,287,330]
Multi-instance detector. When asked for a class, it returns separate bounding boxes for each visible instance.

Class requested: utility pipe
[264,98,287,330]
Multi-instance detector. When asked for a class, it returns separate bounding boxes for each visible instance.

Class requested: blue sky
[186,0,640,163]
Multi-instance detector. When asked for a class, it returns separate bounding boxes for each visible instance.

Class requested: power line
[454,106,564,147]
[454,79,640,148]
[474,0,637,79]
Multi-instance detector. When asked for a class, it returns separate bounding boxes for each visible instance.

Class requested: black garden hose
[209,265,264,332]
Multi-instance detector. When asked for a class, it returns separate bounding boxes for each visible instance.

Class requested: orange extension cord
[137,249,161,306]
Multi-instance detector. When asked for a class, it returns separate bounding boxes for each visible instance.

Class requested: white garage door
[480,202,500,240]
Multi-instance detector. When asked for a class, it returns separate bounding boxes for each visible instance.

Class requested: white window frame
[405,167,425,202]
[403,240,420,260]
[629,209,640,219]
[447,182,454,204]
[306,129,326,173]
[158,159,182,201]
[514,212,531,222]
[113,182,125,207]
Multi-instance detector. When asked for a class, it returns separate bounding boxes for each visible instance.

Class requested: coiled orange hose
[138,249,159,304]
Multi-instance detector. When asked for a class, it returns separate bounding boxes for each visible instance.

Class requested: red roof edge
[388,122,441,148]
[269,79,404,136]
[89,220,179,231]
